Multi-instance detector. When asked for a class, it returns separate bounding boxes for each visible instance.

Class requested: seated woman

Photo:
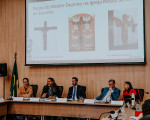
[41,77,60,99]
[122,81,137,101]
[18,78,33,98]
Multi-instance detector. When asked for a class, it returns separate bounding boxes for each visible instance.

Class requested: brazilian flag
[10,59,19,97]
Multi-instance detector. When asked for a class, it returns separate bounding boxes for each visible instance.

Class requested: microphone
[7,91,13,100]
[110,111,115,114]
[99,111,115,120]
[145,92,149,94]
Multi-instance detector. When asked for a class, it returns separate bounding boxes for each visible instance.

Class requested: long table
[0,100,135,120]
[0,102,7,120]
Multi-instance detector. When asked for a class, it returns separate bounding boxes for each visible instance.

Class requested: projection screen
[26,0,145,65]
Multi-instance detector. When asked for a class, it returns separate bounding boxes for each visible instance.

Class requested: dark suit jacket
[67,85,86,99]
[41,85,60,98]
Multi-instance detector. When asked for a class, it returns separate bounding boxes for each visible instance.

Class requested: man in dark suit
[67,77,86,100]
[41,77,60,99]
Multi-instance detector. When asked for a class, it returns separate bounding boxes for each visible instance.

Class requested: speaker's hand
[41,93,47,98]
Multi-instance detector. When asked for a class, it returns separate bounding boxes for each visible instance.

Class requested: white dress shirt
[102,89,114,102]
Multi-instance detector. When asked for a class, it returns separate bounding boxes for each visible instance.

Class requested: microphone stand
[99,111,115,120]
[99,112,108,120]
[105,97,109,104]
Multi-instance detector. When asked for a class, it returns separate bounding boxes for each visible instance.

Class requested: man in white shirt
[96,79,120,103]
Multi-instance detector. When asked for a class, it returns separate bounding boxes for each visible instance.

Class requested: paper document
[0,98,4,102]
[30,98,40,101]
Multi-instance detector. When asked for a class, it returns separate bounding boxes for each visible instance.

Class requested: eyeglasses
[23,81,28,83]
[109,84,114,85]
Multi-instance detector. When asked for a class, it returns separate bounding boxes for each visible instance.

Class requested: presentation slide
[26,0,145,65]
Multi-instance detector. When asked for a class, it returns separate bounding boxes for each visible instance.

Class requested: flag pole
[3,76,5,99]
[15,52,17,60]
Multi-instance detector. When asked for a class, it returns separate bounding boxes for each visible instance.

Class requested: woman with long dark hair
[41,77,60,99]
[122,81,137,100]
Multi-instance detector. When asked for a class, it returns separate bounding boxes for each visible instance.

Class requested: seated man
[96,79,120,102]
[67,77,86,100]
[41,77,59,99]
[18,78,33,98]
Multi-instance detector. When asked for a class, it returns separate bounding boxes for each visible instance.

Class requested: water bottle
[131,93,135,106]
[121,107,126,120]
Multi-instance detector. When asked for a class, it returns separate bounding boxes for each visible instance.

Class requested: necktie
[73,86,76,100]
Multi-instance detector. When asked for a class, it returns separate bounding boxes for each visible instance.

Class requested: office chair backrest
[58,86,63,98]
[81,85,86,94]
[101,88,104,93]
[30,85,38,97]
[140,115,150,120]
[135,89,144,102]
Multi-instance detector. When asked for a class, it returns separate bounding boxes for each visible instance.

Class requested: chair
[58,86,63,98]
[30,85,38,97]
[140,115,150,120]
[135,89,144,102]
[81,86,86,98]
[101,88,104,93]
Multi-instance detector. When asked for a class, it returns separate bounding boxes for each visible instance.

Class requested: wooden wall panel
[0,0,150,100]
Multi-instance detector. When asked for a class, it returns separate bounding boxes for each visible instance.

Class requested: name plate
[13,97,24,101]
[94,100,103,103]
[84,99,95,104]
[111,100,124,105]
[23,98,30,100]
[40,98,52,102]
[0,98,4,102]
[30,98,40,101]
[56,98,67,102]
